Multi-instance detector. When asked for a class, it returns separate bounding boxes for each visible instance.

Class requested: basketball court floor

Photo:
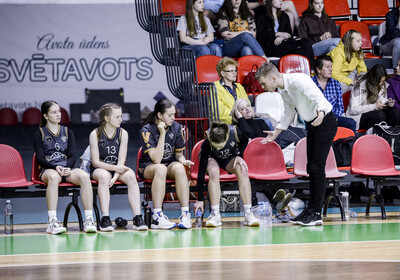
[1,209,400,279]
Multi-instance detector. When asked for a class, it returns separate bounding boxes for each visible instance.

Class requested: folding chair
[278,54,311,76]
[0,108,19,125]
[351,135,400,219]
[196,55,221,84]
[31,154,84,230]
[333,127,355,141]
[324,0,352,26]
[357,0,389,26]
[289,0,308,18]
[160,0,186,16]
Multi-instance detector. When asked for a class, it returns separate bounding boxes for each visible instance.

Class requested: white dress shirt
[276,73,333,130]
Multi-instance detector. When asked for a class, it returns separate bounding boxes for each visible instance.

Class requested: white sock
[181,206,189,214]
[243,204,252,214]
[211,205,220,214]
[84,210,93,220]
[48,211,57,222]
[153,208,162,214]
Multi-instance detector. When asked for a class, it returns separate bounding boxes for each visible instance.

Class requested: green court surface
[2,222,400,256]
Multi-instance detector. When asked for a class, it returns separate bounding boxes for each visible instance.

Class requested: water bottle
[195,209,203,228]
[340,191,351,221]
[4,200,13,235]
[144,206,152,228]
[252,201,272,227]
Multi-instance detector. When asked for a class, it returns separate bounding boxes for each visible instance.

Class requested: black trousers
[305,111,338,211]
[359,107,400,130]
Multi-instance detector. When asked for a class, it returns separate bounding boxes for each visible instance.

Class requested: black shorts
[137,161,174,180]
[39,168,68,183]
[214,155,236,171]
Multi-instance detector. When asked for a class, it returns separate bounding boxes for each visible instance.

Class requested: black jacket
[379,8,400,46]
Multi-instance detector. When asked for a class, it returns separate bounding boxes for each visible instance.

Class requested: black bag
[373,121,400,165]
[332,136,357,167]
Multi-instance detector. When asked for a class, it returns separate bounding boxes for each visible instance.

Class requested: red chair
[351,135,400,219]
[0,144,33,190]
[160,0,186,16]
[0,108,19,125]
[324,0,352,26]
[60,107,70,125]
[340,21,380,58]
[288,0,308,18]
[244,138,295,180]
[237,55,267,84]
[22,107,41,125]
[278,54,311,76]
[357,0,389,26]
[333,127,355,141]
[292,138,347,220]
[190,140,237,181]
[342,90,351,111]
[196,55,221,84]
[31,153,84,230]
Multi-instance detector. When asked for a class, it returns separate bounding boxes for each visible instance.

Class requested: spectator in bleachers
[312,55,356,133]
[217,0,268,59]
[328,29,367,93]
[248,0,300,34]
[254,0,314,66]
[387,60,400,111]
[34,100,97,234]
[203,0,224,25]
[194,121,260,227]
[346,64,400,130]
[138,99,194,230]
[178,0,222,58]
[298,0,341,56]
[379,6,400,71]
[231,98,306,149]
[89,103,148,232]
[214,56,251,124]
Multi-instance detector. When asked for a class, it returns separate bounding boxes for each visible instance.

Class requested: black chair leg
[323,194,346,221]
[63,189,84,230]
[366,193,386,219]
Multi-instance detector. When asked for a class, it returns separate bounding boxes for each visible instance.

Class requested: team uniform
[138,122,185,179]
[93,127,122,175]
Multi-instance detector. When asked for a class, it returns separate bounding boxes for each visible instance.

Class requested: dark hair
[209,122,229,144]
[264,0,283,24]
[142,99,175,126]
[186,0,207,37]
[303,0,330,23]
[218,0,251,22]
[354,64,387,104]
[97,103,121,139]
[314,55,333,73]
[40,100,59,127]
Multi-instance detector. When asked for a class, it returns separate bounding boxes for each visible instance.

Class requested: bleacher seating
[357,0,389,26]
[22,107,41,125]
[325,0,352,25]
[279,54,311,76]
[0,108,19,125]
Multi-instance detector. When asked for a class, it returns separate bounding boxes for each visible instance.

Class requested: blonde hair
[255,61,280,80]
[231,98,254,123]
[97,103,121,139]
[216,57,238,78]
[342,30,364,63]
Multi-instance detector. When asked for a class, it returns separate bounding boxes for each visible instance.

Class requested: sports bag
[332,136,357,167]
[243,64,264,94]
[373,121,400,165]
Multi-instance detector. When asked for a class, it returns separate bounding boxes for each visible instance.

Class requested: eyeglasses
[223,69,238,73]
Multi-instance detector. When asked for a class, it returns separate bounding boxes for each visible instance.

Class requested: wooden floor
[1,212,400,279]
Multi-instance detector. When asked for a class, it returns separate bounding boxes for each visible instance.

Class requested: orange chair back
[196,55,221,84]
[279,54,311,76]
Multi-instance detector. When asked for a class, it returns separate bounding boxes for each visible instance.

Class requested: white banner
[0,3,175,119]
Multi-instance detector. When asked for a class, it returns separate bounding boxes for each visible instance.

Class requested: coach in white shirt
[256,62,337,226]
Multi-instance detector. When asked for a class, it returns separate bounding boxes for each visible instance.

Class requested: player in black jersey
[33,100,97,234]
[89,103,148,232]
[139,99,194,229]
[194,122,260,227]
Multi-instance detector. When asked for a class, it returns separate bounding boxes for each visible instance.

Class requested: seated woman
[346,64,400,130]
[34,100,97,234]
[203,0,224,25]
[194,121,259,227]
[231,98,306,149]
[217,0,268,59]
[328,29,367,93]
[379,6,400,72]
[254,0,314,66]
[298,0,341,56]
[387,60,400,111]
[177,0,222,58]
[214,57,251,124]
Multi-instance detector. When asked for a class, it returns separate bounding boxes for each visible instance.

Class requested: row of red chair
[0,107,70,125]
[160,0,391,26]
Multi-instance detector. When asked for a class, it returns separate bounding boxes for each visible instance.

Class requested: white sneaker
[151,211,177,230]
[46,218,67,235]
[84,217,97,233]
[205,211,222,227]
[178,211,192,229]
[244,211,260,227]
